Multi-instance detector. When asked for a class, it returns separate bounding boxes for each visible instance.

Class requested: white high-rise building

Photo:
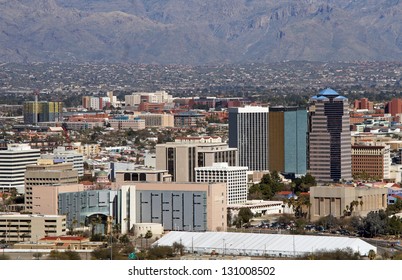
[228,106,269,171]
[0,144,41,193]
[195,162,248,205]
[41,146,84,177]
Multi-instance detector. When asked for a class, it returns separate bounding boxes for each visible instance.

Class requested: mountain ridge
[1,0,402,64]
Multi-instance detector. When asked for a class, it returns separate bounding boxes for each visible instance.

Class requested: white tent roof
[153,231,376,257]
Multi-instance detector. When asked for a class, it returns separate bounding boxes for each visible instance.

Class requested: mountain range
[1,0,402,64]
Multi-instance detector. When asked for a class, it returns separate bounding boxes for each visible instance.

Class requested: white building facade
[195,162,248,204]
[228,106,269,171]
[0,144,41,193]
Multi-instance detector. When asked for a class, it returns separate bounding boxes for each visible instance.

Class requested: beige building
[310,185,388,221]
[134,182,227,232]
[156,136,237,182]
[115,168,172,185]
[25,161,79,213]
[134,112,174,128]
[30,184,86,215]
[133,223,164,238]
[108,118,145,131]
[71,142,100,157]
[14,236,102,250]
[125,90,173,106]
[0,213,66,242]
[65,121,104,130]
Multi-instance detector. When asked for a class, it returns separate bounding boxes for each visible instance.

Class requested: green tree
[292,173,316,194]
[248,172,284,200]
[237,208,254,225]
[362,210,388,237]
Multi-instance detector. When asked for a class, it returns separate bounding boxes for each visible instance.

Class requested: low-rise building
[133,223,164,238]
[0,213,66,242]
[310,185,388,221]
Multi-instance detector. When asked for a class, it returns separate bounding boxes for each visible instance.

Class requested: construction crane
[61,122,72,150]
[33,89,40,125]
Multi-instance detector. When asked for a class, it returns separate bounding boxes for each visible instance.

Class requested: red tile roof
[40,236,86,241]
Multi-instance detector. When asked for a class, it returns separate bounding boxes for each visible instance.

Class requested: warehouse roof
[153,231,376,257]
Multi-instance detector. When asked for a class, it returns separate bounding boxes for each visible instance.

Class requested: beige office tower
[308,88,352,182]
[24,160,79,213]
[156,136,237,182]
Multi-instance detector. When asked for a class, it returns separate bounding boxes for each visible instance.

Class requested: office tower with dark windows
[228,106,269,171]
[307,88,352,182]
[269,107,307,177]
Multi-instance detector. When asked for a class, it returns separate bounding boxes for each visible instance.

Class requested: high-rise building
[0,144,41,193]
[269,107,307,177]
[307,88,352,182]
[228,106,269,171]
[156,136,237,182]
[23,101,63,124]
[195,162,248,205]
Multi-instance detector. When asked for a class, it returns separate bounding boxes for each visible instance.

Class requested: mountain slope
[1,0,402,64]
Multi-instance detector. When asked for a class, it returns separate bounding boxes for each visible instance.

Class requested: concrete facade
[25,161,79,213]
[195,162,248,205]
[135,113,174,128]
[134,182,227,232]
[133,223,164,238]
[0,213,66,242]
[115,168,172,185]
[310,185,388,221]
[156,137,237,182]
[30,184,86,215]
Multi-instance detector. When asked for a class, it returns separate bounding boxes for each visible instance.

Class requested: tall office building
[23,101,63,124]
[229,106,269,171]
[308,88,352,182]
[0,144,41,193]
[156,136,237,182]
[269,107,307,177]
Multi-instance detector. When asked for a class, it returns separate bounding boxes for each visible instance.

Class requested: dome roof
[96,170,108,177]
[319,88,339,96]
